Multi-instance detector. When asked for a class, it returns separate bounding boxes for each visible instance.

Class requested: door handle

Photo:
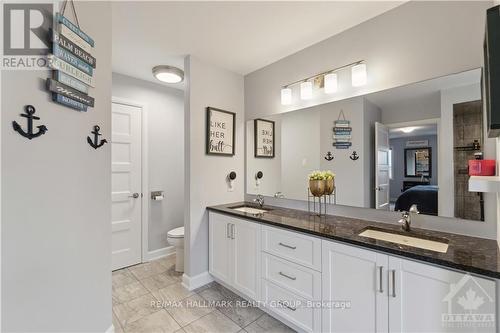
[129,192,139,198]
[377,266,384,293]
[226,223,231,239]
[278,242,296,250]
[390,269,396,298]
[279,271,297,281]
[230,224,235,239]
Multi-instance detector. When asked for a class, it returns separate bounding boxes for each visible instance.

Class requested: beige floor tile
[155,255,176,269]
[244,314,296,333]
[152,282,195,303]
[198,283,238,303]
[141,271,178,292]
[113,311,124,333]
[113,269,138,290]
[124,310,180,333]
[113,281,150,304]
[183,310,241,333]
[129,261,167,280]
[217,297,264,328]
[166,294,215,327]
[114,293,159,326]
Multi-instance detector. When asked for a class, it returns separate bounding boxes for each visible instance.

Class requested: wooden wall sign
[254,119,275,158]
[206,107,235,156]
[332,110,352,149]
[53,32,96,68]
[46,79,94,106]
[47,3,96,111]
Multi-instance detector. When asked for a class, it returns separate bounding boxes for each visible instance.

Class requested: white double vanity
[208,206,498,333]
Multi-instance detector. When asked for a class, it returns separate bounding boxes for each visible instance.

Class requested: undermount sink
[358,227,449,253]
[230,205,269,215]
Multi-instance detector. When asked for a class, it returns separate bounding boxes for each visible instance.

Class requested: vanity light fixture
[300,81,313,100]
[351,63,367,87]
[152,65,184,83]
[280,60,366,105]
[324,73,338,94]
[281,87,292,105]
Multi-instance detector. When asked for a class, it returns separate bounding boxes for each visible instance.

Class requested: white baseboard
[105,324,114,333]
[182,271,213,291]
[146,246,175,262]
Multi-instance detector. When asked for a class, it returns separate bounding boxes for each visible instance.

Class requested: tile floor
[112,255,296,333]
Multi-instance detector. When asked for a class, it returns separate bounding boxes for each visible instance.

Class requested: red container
[469,160,496,176]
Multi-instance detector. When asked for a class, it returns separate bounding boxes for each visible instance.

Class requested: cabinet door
[232,217,261,301]
[388,257,496,333]
[322,241,388,333]
[208,212,232,285]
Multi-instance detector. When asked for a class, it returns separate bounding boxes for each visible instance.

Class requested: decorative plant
[308,170,335,181]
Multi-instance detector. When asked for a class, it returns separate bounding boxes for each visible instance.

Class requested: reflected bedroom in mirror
[247,68,494,223]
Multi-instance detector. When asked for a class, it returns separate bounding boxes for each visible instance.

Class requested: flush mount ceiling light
[279,60,366,105]
[400,127,418,133]
[152,65,184,83]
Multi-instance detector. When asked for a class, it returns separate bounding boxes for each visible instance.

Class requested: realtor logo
[2,3,53,69]
[442,274,495,330]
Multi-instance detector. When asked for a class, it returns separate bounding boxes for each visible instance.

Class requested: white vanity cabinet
[322,240,497,333]
[208,212,261,301]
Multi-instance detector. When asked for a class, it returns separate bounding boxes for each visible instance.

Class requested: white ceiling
[112,1,404,88]
[389,124,438,139]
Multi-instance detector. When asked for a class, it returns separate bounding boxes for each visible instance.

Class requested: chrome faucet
[399,204,419,232]
[254,194,265,208]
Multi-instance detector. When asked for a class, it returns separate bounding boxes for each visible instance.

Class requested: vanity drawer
[262,280,320,333]
[261,226,321,271]
[262,253,321,300]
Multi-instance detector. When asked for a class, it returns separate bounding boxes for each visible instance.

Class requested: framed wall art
[206,107,235,156]
[254,119,275,158]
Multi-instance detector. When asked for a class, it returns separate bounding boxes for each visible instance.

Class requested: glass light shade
[351,63,367,87]
[152,65,184,83]
[281,87,292,105]
[300,81,313,100]
[324,73,338,94]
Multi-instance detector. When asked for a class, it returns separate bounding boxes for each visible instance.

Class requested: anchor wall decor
[350,151,360,161]
[12,105,48,140]
[324,151,334,161]
[87,125,107,149]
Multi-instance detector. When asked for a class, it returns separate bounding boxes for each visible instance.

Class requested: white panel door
[111,102,142,271]
[232,217,261,301]
[322,241,388,333]
[375,122,390,210]
[389,257,496,333]
[208,212,232,285]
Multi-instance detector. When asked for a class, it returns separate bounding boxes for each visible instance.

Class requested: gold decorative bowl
[309,180,325,197]
[325,178,335,195]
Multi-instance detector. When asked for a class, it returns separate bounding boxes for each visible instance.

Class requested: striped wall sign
[48,54,94,87]
[46,79,94,107]
[53,32,96,68]
[53,44,93,76]
[52,93,88,112]
[56,14,95,47]
[58,24,92,53]
[54,71,88,94]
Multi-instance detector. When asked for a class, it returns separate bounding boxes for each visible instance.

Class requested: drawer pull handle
[378,266,383,293]
[279,271,297,281]
[278,242,296,250]
[390,269,396,298]
[278,301,296,311]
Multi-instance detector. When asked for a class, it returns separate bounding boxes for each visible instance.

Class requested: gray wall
[244,1,491,120]
[112,73,185,252]
[389,135,438,201]
[184,56,245,278]
[1,1,112,331]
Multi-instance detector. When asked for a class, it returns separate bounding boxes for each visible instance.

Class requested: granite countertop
[207,202,500,279]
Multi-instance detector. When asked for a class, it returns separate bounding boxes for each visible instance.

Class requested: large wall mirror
[246,68,494,222]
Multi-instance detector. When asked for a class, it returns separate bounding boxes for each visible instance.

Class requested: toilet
[167,226,184,272]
